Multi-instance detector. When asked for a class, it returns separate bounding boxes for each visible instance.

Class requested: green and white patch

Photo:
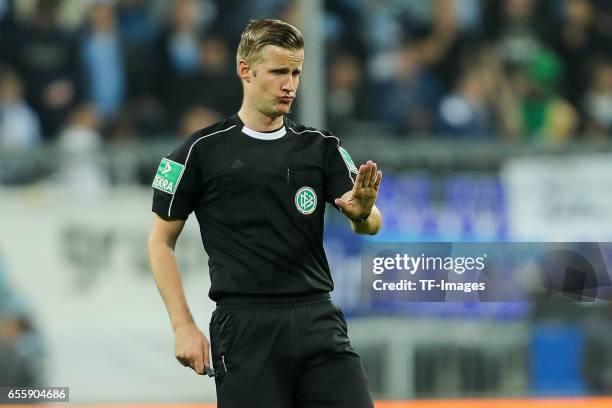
[152,158,185,194]
[339,147,358,174]
[295,186,317,215]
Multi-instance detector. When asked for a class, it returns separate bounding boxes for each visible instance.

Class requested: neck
[237,102,284,132]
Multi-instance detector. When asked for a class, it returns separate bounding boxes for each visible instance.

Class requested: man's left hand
[334,160,382,220]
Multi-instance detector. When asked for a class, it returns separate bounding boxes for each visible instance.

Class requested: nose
[282,76,295,94]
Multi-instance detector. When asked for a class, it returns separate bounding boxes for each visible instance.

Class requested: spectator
[360,1,464,91]
[0,0,18,65]
[178,105,221,138]
[368,42,442,134]
[583,59,612,135]
[359,0,404,60]
[213,0,285,44]
[156,0,204,80]
[416,0,462,89]
[81,1,126,124]
[155,0,206,124]
[516,50,578,142]
[323,0,366,58]
[10,0,82,139]
[115,0,162,102]
[438,65,495,138]
[0,66,41,149]
[550,0,604,122]
[484,0,546,68]
[437,47,520,138]
[326,53,367,132]
[116,0,162,47]
[591,0,612,50]
[53,104,110,193]
[168,35,240,123]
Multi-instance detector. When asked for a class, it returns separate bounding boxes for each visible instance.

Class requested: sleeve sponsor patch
[338,146,358,174]
[152,158,185,194]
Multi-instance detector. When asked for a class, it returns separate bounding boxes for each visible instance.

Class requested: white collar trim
[241,125,286,140]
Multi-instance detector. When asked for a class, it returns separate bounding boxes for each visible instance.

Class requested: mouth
[278,96,294,103]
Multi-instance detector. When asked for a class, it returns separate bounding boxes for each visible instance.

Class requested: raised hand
[334,160,382,221]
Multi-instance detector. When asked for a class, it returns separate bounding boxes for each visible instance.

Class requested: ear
[238,59,251,83]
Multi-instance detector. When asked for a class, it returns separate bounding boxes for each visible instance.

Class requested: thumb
[334,198,347,210]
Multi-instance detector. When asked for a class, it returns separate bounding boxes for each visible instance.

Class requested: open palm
[334,160,382,220]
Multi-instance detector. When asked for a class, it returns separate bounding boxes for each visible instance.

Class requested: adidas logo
[230,158,244,169]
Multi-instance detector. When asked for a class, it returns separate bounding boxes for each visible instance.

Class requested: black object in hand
[205,366,217,378]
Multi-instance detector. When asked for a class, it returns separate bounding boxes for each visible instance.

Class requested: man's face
[244,45,304,118]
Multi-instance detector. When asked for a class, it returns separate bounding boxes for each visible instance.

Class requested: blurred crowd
[0,0,611,151]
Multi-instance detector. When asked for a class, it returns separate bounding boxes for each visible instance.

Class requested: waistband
[215,292,331,308]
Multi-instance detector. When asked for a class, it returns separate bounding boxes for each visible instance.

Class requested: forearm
[148,241,194,332]
[350,206,381,235]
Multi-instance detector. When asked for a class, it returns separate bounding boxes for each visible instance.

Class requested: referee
[147,19,382,408]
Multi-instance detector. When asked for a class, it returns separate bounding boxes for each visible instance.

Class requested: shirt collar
[241,125,286,140]
[231,113,287,140]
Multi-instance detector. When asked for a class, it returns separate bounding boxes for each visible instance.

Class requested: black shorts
[209,293,374,408]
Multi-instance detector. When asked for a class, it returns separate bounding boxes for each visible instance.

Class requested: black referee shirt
[152,114,358,301]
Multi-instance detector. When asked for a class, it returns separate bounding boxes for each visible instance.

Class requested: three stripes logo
[295,186,317,215]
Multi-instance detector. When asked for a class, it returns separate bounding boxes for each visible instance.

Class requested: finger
[364,162,372,187]
[194,355,205,375]
[369,162,378,187]
[360,162,372,189]
[373,171,383,191]
[354,164,366,190]
[177,357,190,367]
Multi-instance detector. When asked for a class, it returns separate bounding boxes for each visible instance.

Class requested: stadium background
[0,0,611,406]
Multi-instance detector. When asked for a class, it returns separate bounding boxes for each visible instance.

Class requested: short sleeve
[324,135,357,203]
[151,140,203,220]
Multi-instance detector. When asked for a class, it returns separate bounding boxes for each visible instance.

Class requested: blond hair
[236,19,304,67]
